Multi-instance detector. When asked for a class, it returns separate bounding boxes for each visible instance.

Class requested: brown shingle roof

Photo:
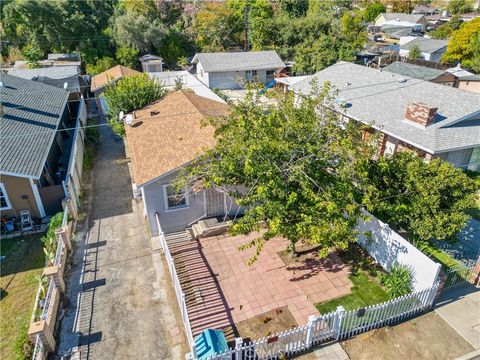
[90,65,141,92]
[125,90,229,186]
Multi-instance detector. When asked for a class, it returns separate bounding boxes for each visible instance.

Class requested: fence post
[332,306,345,340]
[44,266,65,294]
[235,337,243,359]
[305,315,316,348]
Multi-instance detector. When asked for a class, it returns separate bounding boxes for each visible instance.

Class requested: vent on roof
[150,111,159,117]
[125,114,133,126]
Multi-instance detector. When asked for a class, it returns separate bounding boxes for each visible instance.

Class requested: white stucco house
[399,37,449,62]
[125,89,244,236]
[191,51,285,90]
[374,13,428,31]
[290,62,480,172]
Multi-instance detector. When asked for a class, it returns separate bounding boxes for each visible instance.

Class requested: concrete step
[164,229,193,246]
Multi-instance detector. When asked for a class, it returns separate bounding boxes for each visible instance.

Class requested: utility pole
[244,0,250,52]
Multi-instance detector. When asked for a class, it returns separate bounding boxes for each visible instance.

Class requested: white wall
[142,170,243,235]
[357,210,441,291]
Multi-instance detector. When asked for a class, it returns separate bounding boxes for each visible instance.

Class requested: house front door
[205,188,226,217]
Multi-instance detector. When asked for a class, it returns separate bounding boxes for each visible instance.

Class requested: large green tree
[362,2,386,22]
[178,83,378,263]
[103,74,166,136]
[361,152,479,243]
[442,17,480,72]
[430,16,463,40]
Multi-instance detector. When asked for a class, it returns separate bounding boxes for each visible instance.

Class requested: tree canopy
[1,0,369,74]
[361,151,479,243]
[178,84,378,263]
[443,17,480,73]
[102,74,166,137]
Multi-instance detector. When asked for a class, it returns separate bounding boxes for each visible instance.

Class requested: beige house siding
[0,174,41,218]
[458,80,480,94]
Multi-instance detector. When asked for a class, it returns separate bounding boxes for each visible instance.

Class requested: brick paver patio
[170,232,352,337]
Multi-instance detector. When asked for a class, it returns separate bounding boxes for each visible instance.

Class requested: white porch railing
[40,279,56,321]
[155,213,196,356]
[32,335,44,360]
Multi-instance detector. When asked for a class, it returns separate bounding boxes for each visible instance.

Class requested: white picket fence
[155,213,196,354]
[203,283,439,360]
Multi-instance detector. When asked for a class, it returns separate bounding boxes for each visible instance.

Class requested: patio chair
[20,210,33,231]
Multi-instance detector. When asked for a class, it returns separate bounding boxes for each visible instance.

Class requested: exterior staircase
[164,229,194,247]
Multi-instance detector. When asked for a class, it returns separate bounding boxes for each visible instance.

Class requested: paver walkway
[57,116,184,359]
[171,232,351,337]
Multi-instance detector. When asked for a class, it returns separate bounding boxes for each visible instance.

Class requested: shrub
[381,264,413,298]
[103,73,167,137]
[41,212,64,265]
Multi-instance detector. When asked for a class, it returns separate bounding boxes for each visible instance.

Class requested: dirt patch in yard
[341,312,474,360]
[235,306,298,341]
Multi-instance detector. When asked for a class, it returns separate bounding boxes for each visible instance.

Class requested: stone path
[57,118,185,359]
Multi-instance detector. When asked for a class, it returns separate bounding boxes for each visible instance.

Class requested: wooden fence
[201,283,439,360]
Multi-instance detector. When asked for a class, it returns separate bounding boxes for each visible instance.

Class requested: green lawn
[420,243,461,269]
[316,245,390,314]
[1,234,45,360]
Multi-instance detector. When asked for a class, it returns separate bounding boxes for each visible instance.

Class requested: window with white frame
[0,183,11,210]
[163,184,189,210]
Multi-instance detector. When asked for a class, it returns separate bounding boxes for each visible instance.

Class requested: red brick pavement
[170,233,352,337]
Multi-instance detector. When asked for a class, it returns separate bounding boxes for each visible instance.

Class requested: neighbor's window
[266,70,275,76]
[163,184,189,210]
[0,183,11,210]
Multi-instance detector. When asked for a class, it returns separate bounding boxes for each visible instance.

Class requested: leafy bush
[103,73,167,137]
[83,119,100,170]
[381,264,413,298]
[41,212,64,265]
[86,57,117,76]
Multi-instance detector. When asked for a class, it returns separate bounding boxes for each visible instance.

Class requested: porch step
[164,229,193,246]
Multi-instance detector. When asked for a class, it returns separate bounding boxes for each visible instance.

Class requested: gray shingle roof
[400,37,448,54]
[7,66,81,93]
[383,62,447,81]
[290,62,480,154]
[0,74,69,177]
[380,13,425,23]
[193,51,285,72]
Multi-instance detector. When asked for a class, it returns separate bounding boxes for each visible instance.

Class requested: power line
[0,106,231,140]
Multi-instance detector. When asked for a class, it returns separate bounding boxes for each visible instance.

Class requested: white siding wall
[208,71,245,89]
[357,210,441,291]
[196,62,210,87]
[203,68,276,90]
[142,170,243,235]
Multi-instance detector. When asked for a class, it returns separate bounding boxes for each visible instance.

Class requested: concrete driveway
[57,119,185,359]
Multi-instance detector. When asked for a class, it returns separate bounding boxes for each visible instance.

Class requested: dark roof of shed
[383,62,447,81]
[0,73,69,178]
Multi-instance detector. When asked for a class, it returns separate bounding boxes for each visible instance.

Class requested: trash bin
[5,221,14,232]
[194,329,229,360]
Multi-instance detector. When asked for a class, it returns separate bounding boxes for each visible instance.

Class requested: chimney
[405,102,437,127]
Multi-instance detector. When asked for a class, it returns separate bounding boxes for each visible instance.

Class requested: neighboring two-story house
[0,74,86,219]
[192,51,285,90]
[290,62,480,171]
